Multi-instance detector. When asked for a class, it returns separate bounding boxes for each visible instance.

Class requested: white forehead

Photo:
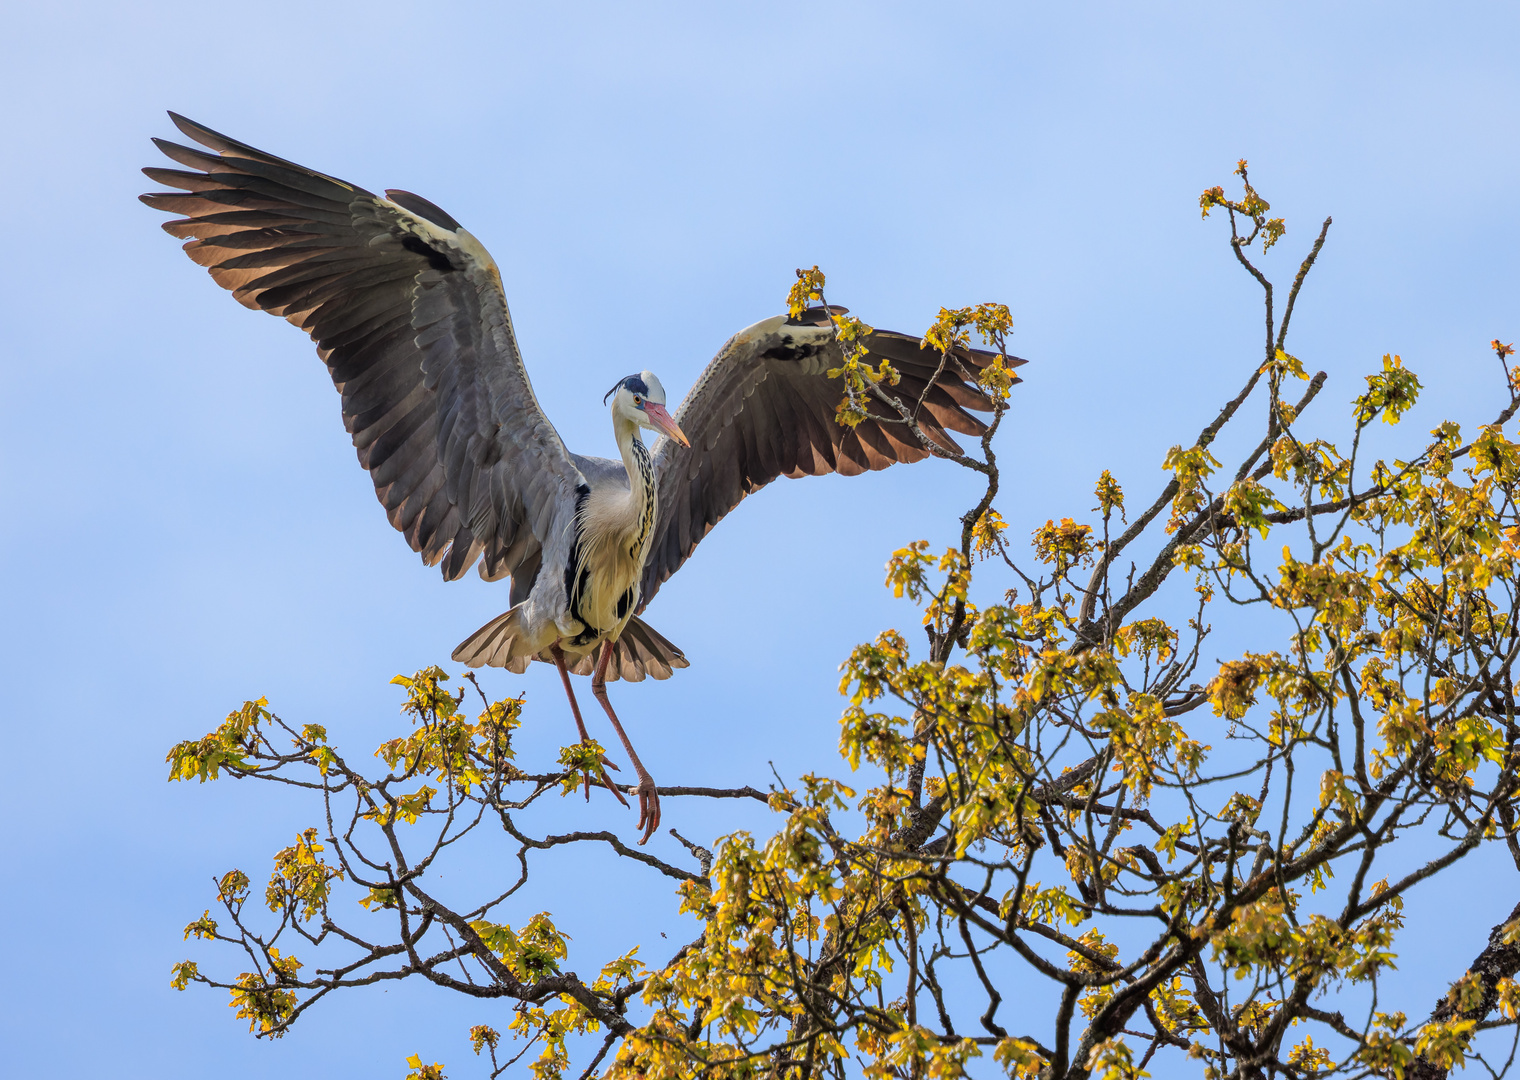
[638,370,667,405]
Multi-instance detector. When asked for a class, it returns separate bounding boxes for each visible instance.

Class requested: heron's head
[604,371,690,447]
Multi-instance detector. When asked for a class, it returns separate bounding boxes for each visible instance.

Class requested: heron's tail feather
[544,617,690,681]
[608,617,690,682]
[451,607,537,673]
[451,611,689,682]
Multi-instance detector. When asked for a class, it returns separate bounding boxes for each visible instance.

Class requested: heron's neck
[613,416,656,519]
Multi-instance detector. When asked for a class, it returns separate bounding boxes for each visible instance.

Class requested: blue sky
[3,2,1518,1075]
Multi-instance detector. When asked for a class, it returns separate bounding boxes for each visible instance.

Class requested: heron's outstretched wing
[637,310,1024,611]
[141,113,584,583]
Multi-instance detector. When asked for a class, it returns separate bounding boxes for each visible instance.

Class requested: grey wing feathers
[141,112,583,584]
[638,313,1024,611]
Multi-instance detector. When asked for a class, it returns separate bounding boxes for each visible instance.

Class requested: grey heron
[141,113,1024,843]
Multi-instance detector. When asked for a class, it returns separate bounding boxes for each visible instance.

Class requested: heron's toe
[636,777,661,845]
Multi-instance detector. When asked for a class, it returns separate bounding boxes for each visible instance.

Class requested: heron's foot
[635,772,661,845]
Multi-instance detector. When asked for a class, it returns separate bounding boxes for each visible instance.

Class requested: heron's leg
[552,644,627,807]
[590,641,661,844]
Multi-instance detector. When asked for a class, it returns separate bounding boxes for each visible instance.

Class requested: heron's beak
[643,402,689,447]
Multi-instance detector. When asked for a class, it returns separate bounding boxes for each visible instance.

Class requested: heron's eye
[633,395,643,406]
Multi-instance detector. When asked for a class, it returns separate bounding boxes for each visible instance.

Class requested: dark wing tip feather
[166,111,294,164]
[162,112,370,196]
